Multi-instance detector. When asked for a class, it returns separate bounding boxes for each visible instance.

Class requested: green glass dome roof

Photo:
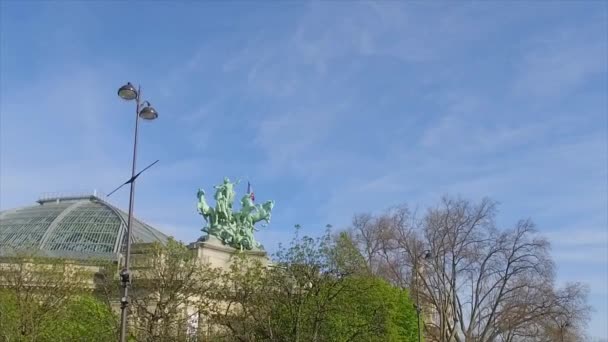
[0,195,169,260]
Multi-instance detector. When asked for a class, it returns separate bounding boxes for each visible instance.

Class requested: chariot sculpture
[197,178,274,250]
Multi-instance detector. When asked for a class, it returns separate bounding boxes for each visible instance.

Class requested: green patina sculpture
[196,177,274,250]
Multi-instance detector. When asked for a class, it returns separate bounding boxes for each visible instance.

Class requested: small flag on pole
[247,181,255,202]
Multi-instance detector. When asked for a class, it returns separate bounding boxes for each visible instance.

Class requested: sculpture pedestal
[188,235,269,270]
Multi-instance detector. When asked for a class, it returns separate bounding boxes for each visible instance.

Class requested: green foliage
[0,289,20,340]
[0,289,116,342]
[98,238,219,342]
[0,233,421,342]
[206,253,270,341]
[0,254,106,341]
[208,227,420,342]
[323,276,419,342]
[38,295,117,341]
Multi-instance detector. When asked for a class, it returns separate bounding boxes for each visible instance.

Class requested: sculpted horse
[251,200,274,226]
[197,189,213,224]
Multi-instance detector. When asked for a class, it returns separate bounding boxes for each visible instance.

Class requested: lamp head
[138,105,158,120]
[117,82,138,101]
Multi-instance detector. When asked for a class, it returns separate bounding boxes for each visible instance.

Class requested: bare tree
[349,205,415,287]
[346,196,591,342]
[497,282,591,342]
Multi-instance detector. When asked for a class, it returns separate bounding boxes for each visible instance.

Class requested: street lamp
[413,249,431,342]
[116,82,158,342]
[118,82,138,100]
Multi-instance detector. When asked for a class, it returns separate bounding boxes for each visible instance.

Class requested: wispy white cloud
[546,227,608,266]
[512,15,607,98]
[0,159,125,209]
[147,221,200,244]
[552,247,607,265]
[0,64,130,209]
[418,114,548,154]
[253,102,350,179]
[547,228,608,248]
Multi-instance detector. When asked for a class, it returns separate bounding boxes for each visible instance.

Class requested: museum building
[0,193,169,261]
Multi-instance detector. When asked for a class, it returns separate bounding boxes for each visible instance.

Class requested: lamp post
[117,82,158,342]
[413,248,431,342]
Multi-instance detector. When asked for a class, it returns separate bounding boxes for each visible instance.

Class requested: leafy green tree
[0,288,20,341]
[205,253,270,341]
[37,294,117,342]
[0,253,98,341]
[98,238,219,342]
[208,227,420,342]
[322,276,419,342]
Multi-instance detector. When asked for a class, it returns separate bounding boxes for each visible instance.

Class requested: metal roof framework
[0,195,169,261]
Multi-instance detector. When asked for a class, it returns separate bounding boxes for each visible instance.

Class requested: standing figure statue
[213,184,228,222]
[213,177,240,221]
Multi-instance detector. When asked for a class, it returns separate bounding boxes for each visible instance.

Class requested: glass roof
[0,196,169,260]
[0,202,71,248]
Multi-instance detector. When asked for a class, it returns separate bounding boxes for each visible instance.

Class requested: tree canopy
[0,254,115,342]
[0,196,591,342]
[206,228,420,341]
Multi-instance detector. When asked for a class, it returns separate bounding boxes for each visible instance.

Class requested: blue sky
[1,1,606,338]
